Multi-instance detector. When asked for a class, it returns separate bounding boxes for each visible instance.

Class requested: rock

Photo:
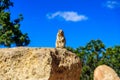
[0,47,81,80]
[94,65,120,80]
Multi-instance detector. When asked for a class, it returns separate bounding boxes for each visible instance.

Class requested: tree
[66,40,120,80]
[77,40,106,80]
[0,0,30,47]
[105,46,120,76]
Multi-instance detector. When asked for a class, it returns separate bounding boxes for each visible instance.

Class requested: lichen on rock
[0,47,81,80]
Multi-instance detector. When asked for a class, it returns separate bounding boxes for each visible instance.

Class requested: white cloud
[105,0,120,9]
[47,11,88,22]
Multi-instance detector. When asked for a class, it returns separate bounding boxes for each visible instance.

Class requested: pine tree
[0,0,30,47]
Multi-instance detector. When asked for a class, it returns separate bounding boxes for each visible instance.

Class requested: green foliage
[66,40,120,80]
[0,0,30,47]
[105,46,120,76]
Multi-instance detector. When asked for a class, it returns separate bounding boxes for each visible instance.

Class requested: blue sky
[10,0,120,48]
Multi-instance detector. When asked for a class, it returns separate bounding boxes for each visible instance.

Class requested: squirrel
[55,29,66,48]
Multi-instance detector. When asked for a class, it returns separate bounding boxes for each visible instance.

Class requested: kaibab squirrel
[56,29,66,48]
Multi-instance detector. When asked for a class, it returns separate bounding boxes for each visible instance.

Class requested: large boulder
[0,47,81,80]
[94,65,120,80]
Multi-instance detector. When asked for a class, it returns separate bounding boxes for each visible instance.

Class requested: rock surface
[94,65,120,80]
[0,47,81,80]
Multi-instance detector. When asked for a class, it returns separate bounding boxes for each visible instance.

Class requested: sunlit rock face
[0,47,81,80]
[94,65,120,80]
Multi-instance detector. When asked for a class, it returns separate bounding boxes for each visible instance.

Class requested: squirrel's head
[58,29,64,36]
[59,29,63,33]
